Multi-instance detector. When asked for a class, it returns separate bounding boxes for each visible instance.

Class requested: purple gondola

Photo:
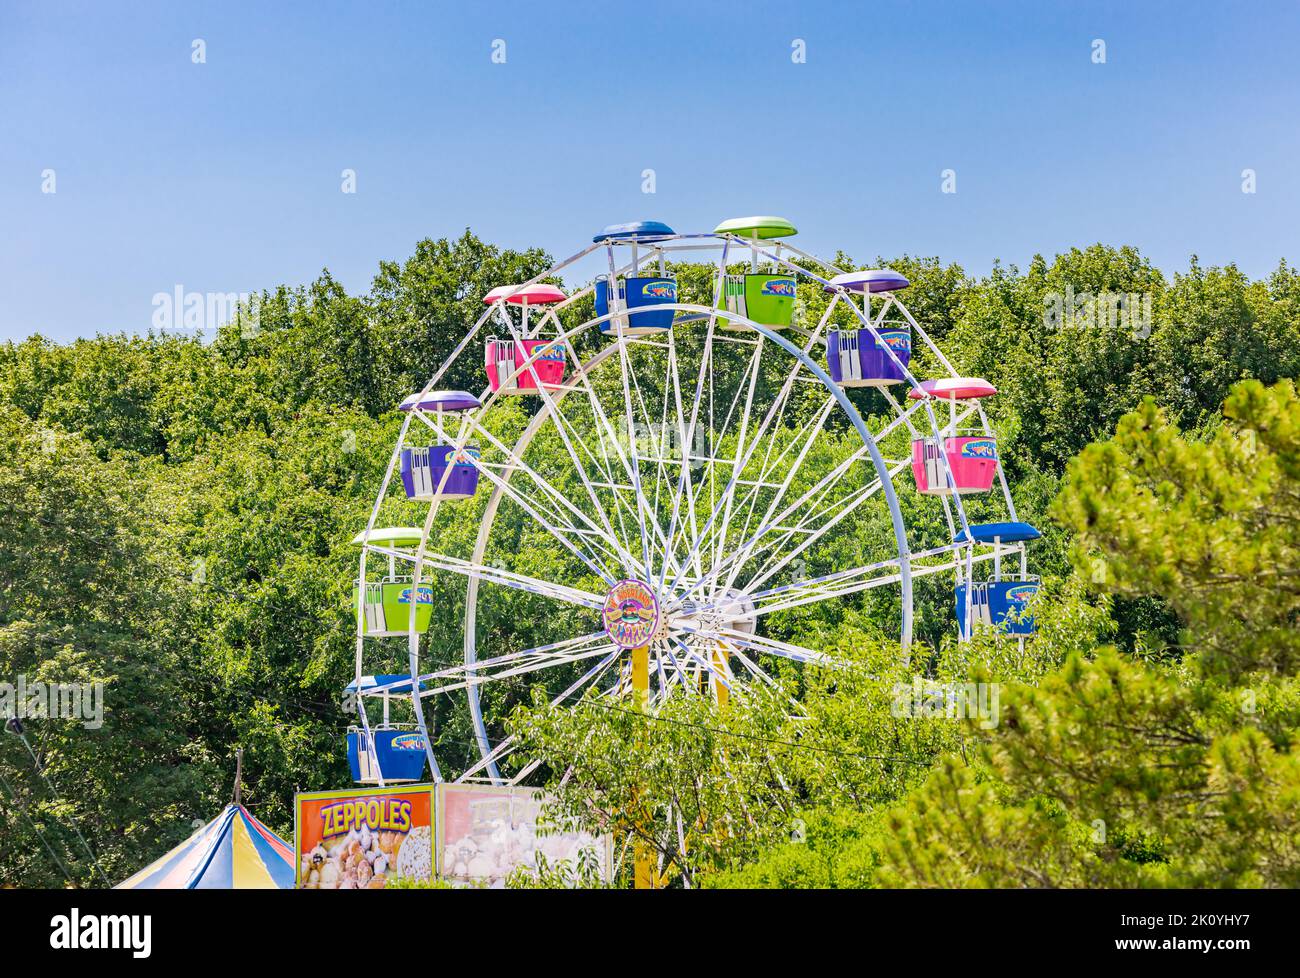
[400,445,480,501]
[827,326,912,387]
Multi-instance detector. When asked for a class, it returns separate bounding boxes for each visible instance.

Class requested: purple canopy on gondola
[398,390,482,413]
[824,269,911,294]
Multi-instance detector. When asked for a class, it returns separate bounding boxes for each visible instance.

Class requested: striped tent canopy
[115,804,294,889]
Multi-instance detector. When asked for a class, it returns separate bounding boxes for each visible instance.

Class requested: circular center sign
[602,579,661,649]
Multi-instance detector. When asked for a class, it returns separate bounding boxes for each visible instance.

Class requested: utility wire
[573,697,933,767]
[13,500,934,774]
[13,730,110,885]
[0,767,78,888]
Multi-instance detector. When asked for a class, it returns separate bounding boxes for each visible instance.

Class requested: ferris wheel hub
[671,588,757,639]
[601,579,663,649]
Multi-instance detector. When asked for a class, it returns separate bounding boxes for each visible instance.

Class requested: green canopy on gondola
[352,527,424,548]
[713,216,798,239]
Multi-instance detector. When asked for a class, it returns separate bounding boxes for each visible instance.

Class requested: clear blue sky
[2,0,1297,341]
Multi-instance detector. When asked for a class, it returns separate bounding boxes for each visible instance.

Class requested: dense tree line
[1,231,1297,887]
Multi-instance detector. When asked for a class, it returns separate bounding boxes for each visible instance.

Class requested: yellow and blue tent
[115,804,295,889]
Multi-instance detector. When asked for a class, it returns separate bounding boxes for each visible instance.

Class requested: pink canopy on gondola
[483,284,567,305]
[907,377,998,400]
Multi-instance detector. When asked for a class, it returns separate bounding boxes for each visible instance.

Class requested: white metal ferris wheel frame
[352,229,1027,786]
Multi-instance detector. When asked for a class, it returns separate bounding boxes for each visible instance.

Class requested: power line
[11,729,110,885]
[0,767,78,888]
[572,697,933,767]
[11,494,934,778]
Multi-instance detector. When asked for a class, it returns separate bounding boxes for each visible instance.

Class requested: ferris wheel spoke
[678,625,830,665]
[430,631,610,680]
[724,377,809,558]
[701,334,769,583]
[507,655,628,785]
[667,329,706,584]
[464,453,623,586]
[569,392,645,579]
[393,549,604,610]
[743,481,886,593]
[710,397,930,599]
[455,645,623,784]
[726,645,810,720]
[658,328,711,590]
[726,645,777,687]
[664,355,764,591]
[564,337,682,581]
[603,248,655,577]
[703,314,835,583]
[458,415,630,580]
[520,364,650,577]
[621,343,686,577]
[419,409,616,565]
[682,431,913,608]
[668,452,875,612]
[669,338,830,596]
[698,542,1016,622]
[420,637,618,696]
[666,637,737,695]
[654,639,696,697]
[743,455,915,594]
[715,391,838,592]
[643,345,694,568]
[663,286,726,581]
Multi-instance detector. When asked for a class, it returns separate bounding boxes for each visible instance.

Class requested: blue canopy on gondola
[593,220,675,242]
[344,673,426,696]
[953,521,1041,545]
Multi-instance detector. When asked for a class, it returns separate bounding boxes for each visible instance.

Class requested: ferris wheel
[346,217,1042,789]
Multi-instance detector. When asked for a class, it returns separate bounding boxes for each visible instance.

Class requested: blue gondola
[954,522,1042,639]
[956,579,1041,639]
[344,674,428,784]
[595,274,677,335]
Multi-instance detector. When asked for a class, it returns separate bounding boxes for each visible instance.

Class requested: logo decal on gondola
[398,587,434,605]
[390,734,425,751]
[877,330,911,353]
[533,342,567,363]
[449,447,480,465]
[960,439,998,460]
[760,278,797,297]
[1005,584,1039,605]
[602,579,661,649]
[640,281,676,300]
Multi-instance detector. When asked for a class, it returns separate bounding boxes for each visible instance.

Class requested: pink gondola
[908,376,999,494]
[912,433,999,495]
[484,336,567,394]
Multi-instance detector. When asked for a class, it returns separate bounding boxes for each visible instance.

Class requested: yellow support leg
[712,647,730,710]
[630,643,656,890]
